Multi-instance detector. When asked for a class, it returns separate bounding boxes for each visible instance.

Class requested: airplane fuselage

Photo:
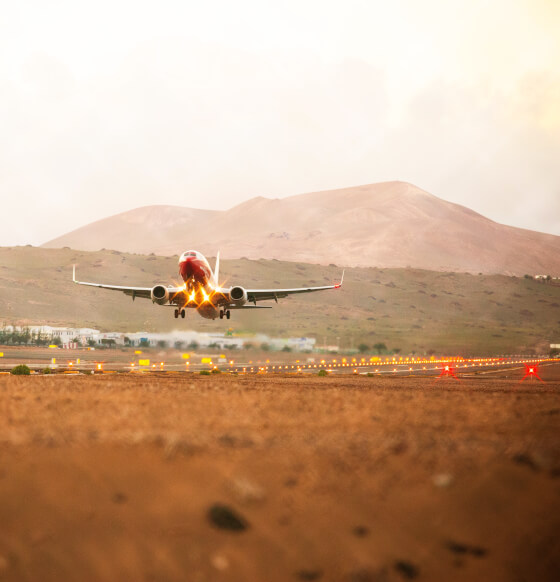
[176,251,222,319]
[178,250,215,290]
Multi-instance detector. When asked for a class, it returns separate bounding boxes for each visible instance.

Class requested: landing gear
[174,308,186,319]
[174,309,179,319]
[219,309,231,320]
[181,309,185,319]
[226,310,230,320]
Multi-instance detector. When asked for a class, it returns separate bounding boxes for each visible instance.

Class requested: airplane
[73,250,344,320]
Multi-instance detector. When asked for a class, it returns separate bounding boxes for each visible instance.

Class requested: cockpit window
[179,251,198,262]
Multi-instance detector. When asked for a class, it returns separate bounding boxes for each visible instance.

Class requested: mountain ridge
[42,181,560,275]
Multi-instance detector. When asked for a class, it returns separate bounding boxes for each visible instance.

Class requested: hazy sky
[1,0,559,246]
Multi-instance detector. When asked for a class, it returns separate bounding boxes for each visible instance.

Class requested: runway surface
[0,346,557,379]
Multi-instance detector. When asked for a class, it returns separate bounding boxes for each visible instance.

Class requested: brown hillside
[2,247,559,355]
[43,182,560,275]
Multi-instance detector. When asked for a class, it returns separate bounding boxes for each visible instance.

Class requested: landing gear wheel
[219,309,224,320]
[181,309,186,319]
[226,310,231,320]
[174,309,179,319]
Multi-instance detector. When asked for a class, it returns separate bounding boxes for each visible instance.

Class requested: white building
[1,324,317,352]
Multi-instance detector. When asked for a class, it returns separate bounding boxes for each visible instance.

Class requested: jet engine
[151,285,170,305]
[229,286,248,306]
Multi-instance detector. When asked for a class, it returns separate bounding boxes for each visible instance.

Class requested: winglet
[72,264,76,283]
[335,269,345,288]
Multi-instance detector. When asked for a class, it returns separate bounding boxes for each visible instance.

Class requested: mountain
[42,182,560,275]
[44,205,219,256]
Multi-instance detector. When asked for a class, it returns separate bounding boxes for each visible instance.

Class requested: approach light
[521,363,543,382]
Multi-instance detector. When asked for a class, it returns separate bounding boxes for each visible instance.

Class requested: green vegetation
[11,364,31,375]
[101,338,117,348]
[199,370,211,375]
[373,342,388,354]
[0,246,558,355]
[0,327,53,346]
[210,368,222,374]
[317,369,328,377]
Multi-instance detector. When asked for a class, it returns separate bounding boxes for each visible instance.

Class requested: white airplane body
[73,250,343,320]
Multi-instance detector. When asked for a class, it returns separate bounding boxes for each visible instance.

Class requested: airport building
[1,325,100,346]
[0,324,316,352]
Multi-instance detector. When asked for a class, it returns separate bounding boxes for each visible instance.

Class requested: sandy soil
[0,367,559,582]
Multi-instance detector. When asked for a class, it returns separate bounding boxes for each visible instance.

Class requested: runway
[0,346,556,379]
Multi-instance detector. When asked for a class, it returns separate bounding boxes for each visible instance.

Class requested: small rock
[432,473,454,488]
[446,541,468,554]
[470,546,487,558]
[295,570,323,580]
[112,492,127,504]
[352,525,369,538]
[207,504,249,532]
[445,540,487,558]
[394,560,419,579]
[512,453,539,471]
[390,441,408,455]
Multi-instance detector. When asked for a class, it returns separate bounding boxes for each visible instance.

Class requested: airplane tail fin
[214,251,220,285]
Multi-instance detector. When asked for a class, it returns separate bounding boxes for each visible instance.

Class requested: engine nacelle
[151,285,170,305]
[229,285,248,306]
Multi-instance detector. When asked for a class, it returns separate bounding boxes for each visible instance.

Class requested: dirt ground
[0,366,559,582]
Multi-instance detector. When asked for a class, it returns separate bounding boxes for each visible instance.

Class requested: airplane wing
[72,266,183,300]
[218,271,344,305]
